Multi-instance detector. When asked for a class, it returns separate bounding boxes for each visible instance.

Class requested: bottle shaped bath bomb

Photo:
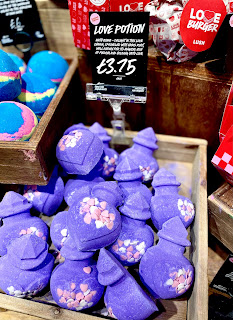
[108,192,154,266]
[50,239,104,311]
[113,156,152,204]
[0,191,49,256]
[56,127,104,175]
[23,165,64,216]
[119,127,159,182]
[0,234,54,298]
[67,181,122,251]
[89,122,119,178]
[139,216,194,299]
[150,168,195,230]
[97,248,158,320]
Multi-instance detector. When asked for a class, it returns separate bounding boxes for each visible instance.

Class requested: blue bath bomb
[0,49,22,101]
[27,51,69,86]
[0,101,38,141]
[7,53,26,75]
[16,73,57,116]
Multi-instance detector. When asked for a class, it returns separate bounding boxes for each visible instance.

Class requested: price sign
[89,12,149,90]
[0,0,45,46]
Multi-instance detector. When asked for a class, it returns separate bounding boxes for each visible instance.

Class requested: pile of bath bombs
[0,50,69,141]
[0,123,196,320]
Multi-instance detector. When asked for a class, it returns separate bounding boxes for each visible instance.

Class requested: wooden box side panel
[187,144,208,320]
[208,183,233,253]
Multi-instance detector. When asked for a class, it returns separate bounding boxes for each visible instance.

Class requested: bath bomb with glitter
[139,217,194,299]
[64,174,104,207]
[16,73,56,116]
[0,191,49,256]
[89,122,119,178]
[150,168,195,229]
[7,53,26,75]
[119,127,159,182]
[27,50,69,86]
[97,248,158,320]
[50,244,104,311]
[108,192,153,266]
[0,101,38,141]
[56,127,104,175]
[67,182,122,251]
[0,235,54,298]
[114,156,152,204]
[0,49,22,101]
[23,166,64,216]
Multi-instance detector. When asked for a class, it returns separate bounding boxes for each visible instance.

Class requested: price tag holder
[86,11,149,142]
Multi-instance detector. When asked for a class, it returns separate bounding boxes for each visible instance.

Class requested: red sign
[180,0,226,52]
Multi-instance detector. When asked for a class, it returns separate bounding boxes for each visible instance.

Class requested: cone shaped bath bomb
[89,122,119,178]
[0,234,54,298]
[16,73,56,116]
[151,168,195,229]
[50,242,104,311]
[67,183,121,251]
[0,191,49,256]
[114,156,152,204]
[119,127,159,182]
[0,49,22,101]
[7,53,26,75]
[56,127,104,175]
[0,101,38,141]
[139,217,194,299]
[27,50,69,86]
[97,248,158,320]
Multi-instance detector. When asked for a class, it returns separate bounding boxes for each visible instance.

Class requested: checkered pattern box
[212,126,233,185]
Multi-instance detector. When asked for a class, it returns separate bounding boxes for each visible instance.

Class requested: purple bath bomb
[23,165,64,216]
[56,127,104,175]
[50,243,104,311]
[119,127,159,182]
[97,248,158,320]
[114,156,152,204]
[64,180,97,207]
[91,181,123,208]
[50,211,69,251]
[150,168,195,229]
[108,215,154,266]
[139,216,194,299]
[63,123,86,135]
[0,191,49,256]
[67,182,122,251]
[108,192,153,266]
[0,234,54,298]
[89,122,119,178]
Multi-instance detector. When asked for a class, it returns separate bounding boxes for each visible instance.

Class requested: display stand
[86,83,147,145]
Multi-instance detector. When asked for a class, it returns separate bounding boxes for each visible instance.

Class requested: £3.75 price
[96,58,137,76]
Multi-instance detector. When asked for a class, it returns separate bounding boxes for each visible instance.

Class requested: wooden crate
[0,56,85,185]
[208,182,233,253]
[0,131,208,320]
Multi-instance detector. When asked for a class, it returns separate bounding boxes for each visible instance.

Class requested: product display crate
[0,56,85,186]
[0,130,208,320]
[208,182,233,253]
